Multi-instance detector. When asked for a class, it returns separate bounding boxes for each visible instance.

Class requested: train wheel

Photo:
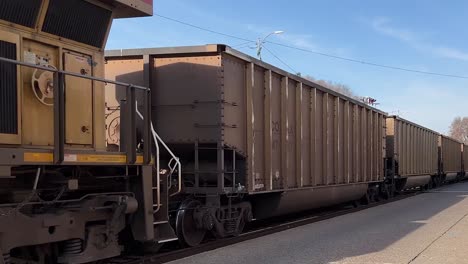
[176,200,206,247]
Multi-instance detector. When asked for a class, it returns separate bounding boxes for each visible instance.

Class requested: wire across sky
[154,13,468,80]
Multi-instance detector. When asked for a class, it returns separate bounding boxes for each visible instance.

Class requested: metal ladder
[136,104,180,243]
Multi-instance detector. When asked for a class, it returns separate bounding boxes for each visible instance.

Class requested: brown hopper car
[386,116,440,190]
[439,135,463,181]
[105,44,387,244]
[463,144,468,178]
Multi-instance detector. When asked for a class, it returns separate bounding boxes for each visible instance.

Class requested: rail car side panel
[440,135,462,176]
[287,78,297,188]
[463,145,468,175]
[301,86,311,186]
[222,55,246,155]
[252,65,266,189]
[220,54,386,193]
[153,55,222,144]
[271,73,282,189]
[386,117,439,177]
[104,45,386,196]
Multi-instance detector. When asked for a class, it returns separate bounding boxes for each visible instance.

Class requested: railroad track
[102,190,421,264]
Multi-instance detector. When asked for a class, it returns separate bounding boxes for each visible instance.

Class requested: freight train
[0,1,466,263]
[104,46,467,246]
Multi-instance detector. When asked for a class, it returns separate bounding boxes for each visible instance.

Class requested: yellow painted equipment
[0,0,152,150]
[0,1,172,263]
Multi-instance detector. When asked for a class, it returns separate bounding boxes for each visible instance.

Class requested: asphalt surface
[169,182,468,264]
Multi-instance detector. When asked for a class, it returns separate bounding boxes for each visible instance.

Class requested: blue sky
[107,0,468,134]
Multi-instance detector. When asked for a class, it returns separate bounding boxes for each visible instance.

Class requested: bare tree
[303,75,357,99]
[449,117,468,144]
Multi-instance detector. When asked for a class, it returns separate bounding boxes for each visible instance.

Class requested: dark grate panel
[0,41,18,135]
[0,0,42,28]
[42,0,111,48]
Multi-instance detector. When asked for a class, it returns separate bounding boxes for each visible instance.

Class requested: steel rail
[103,190,423,264]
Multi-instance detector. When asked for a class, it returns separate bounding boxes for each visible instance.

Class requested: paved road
[169,182,468,264]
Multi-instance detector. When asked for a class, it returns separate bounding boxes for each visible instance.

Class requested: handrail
[0,56,149,91]
[136,104,182,195]
[0,55,153,164]
[135,101,182,207]
[135,105,161,213]
[155,136,182,197]
[167,157,178,190]
[0,54,170,221]
[0,56,174,210]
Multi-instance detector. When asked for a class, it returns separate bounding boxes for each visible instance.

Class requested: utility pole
[256,30,284,60]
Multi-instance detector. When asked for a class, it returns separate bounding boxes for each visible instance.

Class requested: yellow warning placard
[24,153,147,164]
[24,152,53,162]
[76,154,127,163]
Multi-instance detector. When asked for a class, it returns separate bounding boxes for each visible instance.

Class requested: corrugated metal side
[440,136,462,174]
[222,55,246,155]
[0,40,18,134]
[0,0,42,28]
[42,0,111,47]
[221,54,386,192]
[386,117,438,177]
[105,48,386,193]
[464,145,468,173]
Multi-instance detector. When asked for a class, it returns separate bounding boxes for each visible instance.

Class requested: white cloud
[370,17,468,62]
[277,33,318,50]
[433,47,468,61]
[371,17,416,42]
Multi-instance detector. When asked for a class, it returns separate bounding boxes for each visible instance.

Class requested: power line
[262,46,297,73]
[266,41,468,79]
[154,13,251,42]
[154,13,468,80]
[232,40,256,48]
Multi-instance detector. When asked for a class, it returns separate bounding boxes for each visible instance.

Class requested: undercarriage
[0,165,143,264]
